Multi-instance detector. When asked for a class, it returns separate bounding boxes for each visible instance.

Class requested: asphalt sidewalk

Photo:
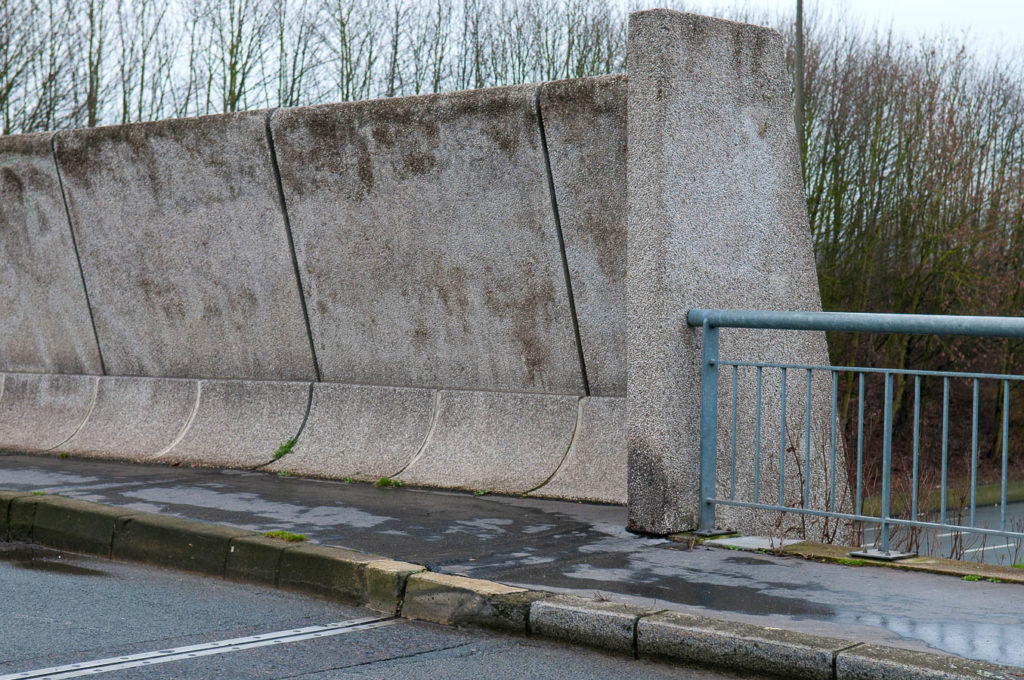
[2,452,1023,671]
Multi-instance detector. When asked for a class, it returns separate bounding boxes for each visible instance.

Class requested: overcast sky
[676,0,1021,59]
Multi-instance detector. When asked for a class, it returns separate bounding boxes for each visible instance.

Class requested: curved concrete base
[155,380,310,469]
[398,390,578,494]
[267,383,435,481]
[57,376,199,460]
[0,373,97,451]
[530,397,626,504]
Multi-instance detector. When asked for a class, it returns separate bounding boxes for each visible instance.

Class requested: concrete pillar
[626,10,835,535]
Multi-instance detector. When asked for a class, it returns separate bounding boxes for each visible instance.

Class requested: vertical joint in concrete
[536,84,590,396]
[51,134,106,376]
[265,111,322,383]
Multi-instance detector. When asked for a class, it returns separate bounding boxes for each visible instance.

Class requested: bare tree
[318,0,380,102]
[116,0,177,124]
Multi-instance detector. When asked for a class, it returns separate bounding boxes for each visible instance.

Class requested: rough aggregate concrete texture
[401,572,528,633]
[637,610,848,680]
[0,133,102,375]
[398,389,578,494]
[272,84,585,393]
[267,382,435,481]
[154,379,309,468]
[53,110,316,381]
[625,10,838,535]
[530,396,626,504]
[834,643,1022,680]
[539,76,627,397]
[57,375,198,460]
[530,598,645,654]
[0,373,97,451]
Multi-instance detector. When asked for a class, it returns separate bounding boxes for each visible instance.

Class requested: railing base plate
[694,528,737,538]
[849,548,917,562]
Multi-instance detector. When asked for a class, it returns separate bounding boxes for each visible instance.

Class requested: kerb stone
[363,559,425,615]
[225,535,289,586]
[277,543,378,604]
[0,490,35,541]
[530,597,647,654]
[637,610,848,680]
[401,572,529,633]
[835,643,1021,680]
[112,513,252,575]
[24,495,139,556]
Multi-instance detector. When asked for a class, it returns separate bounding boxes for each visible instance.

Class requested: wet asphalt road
[0,544,741,680]
[3,452,1024,669]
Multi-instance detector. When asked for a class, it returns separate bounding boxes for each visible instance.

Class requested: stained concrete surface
[272,85,584,394]
[0,133,102,376]
[267,383,435,481]
[625,10,837,536]
[0,374,97,451]
[53,111,316,381]
[531,396,626,504]
[1,453,1022,669]
[540,75,628,397]
[57,376,198,460]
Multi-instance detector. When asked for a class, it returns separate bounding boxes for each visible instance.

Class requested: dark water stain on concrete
[0,545,109,577]
[722,555,778,566]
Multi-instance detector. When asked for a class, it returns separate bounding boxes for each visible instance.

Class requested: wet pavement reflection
[2,452,1023,668]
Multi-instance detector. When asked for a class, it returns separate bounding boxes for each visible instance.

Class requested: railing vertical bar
[780,367,788,506]
[912,375,921,521]
[804,369,812,509]
[754,367,763,504]
[830,370,838,513]
[730,365,739,501]
[971,378,979,527]
[1002,380,1010,531]
[856,372,865,517]
[881,372,893,554]
[941,377,949,527]
[698,321,720,534]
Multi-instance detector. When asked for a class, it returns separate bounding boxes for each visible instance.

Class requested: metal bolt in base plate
[849,549,917,562]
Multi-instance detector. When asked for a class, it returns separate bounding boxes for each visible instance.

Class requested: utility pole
[795,0,805,175]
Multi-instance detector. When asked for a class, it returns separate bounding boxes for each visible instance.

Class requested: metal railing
[688,309,1024,557]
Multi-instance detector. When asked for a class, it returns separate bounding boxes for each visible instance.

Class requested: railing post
[698,320,720,534]
[881,372,893,554]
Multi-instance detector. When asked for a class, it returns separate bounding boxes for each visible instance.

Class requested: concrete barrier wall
[53,110,316,381]
[625,10,838,535]
[0,134,102,375]
[0,10,837,530]
[271,84,585,394]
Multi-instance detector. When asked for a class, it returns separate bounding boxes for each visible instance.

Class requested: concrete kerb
[2,490,1021,680]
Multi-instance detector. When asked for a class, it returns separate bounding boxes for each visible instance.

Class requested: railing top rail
[686,309,1024,338]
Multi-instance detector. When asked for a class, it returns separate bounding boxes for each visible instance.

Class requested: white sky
[676,0,1022,59]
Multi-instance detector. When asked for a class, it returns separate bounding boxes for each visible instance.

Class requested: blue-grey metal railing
[689,309,1024,557]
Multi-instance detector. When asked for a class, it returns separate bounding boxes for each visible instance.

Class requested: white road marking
[0,617,396,680]
[962,542,1016,555]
